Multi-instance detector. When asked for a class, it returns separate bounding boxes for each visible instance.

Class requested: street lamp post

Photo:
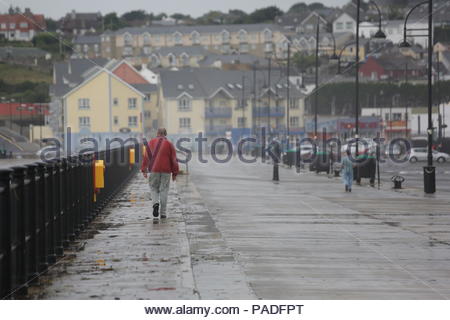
[400,0,435,194]
[267,55,272,140]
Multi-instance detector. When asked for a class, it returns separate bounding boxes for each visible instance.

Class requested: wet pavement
[30,156,450,299]
[29,174,198,300]
[189,156,450,299]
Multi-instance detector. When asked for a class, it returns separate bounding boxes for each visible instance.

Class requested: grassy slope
[0,63,52,84]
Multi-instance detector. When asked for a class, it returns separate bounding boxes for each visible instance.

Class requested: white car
[408,148,450,163]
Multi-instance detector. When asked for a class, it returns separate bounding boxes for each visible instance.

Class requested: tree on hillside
[197,11,227,24]
[308,2,325,10]
[292,53,319,71]
[103,12,123,30]
[45,18,58,32]
[247,6,283,23]
[121,10,148,23]
[32,33,69,56]
[288,2,309,14]
[153,13,168,21]
[170,13,192,21]
[226,9,248,24]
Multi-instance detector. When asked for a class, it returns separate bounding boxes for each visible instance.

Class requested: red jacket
[141,137,179,176]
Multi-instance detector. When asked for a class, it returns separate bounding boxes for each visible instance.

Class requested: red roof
[0,14,46,31]
[0,103,49,116]
[113,62,149,85]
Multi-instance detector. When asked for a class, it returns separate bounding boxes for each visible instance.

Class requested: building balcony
[253,106,285,117]
[205,106,232,118]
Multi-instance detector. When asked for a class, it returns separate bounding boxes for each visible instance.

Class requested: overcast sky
[2,0,348,19]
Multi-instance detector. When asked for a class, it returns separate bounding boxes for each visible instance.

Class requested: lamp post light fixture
[351,0,386,159]
[399,0,435,194]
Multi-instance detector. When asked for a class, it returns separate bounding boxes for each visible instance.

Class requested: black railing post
[10,166,28,296]
[67,157,77,241]
[61,158,70,248]
[35,163,48,272]
[25,164,39,283]
[45,162,57,265]
[52,160,64,257]
[0,169,12,299]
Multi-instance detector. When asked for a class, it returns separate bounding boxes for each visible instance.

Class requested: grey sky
[2,0,348,19]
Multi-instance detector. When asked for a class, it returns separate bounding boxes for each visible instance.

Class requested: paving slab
[188,156,450,299]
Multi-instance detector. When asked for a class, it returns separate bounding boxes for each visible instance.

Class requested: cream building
[158,69,306,145]
[100,24,289,65]
[50,58,151,150]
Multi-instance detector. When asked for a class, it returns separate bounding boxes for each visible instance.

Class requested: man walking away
[141,128,179,219]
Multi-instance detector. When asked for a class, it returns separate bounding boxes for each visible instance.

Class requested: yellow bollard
[94,160,105,189]
[129,148,135,165]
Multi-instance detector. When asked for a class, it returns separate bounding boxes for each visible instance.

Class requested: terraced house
[50,59,158,150]
[100,24,289,65]
[158,69,305,144]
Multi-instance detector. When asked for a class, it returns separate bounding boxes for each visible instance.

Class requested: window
[240,43,249,53]
[123,47,133,56]
[94,44,99,52]
[79,117,90,127]
[1,23,6,29]
[128,98,137,109]
[290,98,299,109]
[83,44,88,52]
[181,54,189,66]
[113,98,119,106]
[113,116,119,126]
[264,43,273,52]
[393,113,402,121]
[78,98,90,110]
[10,23,15,29]
[221,31,230,43]
[238,30,247,42]
[124,33,133,46]
[179,118,191,128]
[290,116,299,127]
[143,33,151,45]
[144,111,151,119]
[178,97,191,111]
[19,22,28,28]
[192,31,200,44]
[238,117,246,128]
[264,29,272,42]
[168,54,176,66]
[346,21,353,30]
[145,94,151,101]
[336,22,344,31]
[143,46,151,55]
[174,32,182,45]
[128,116,138,127]
[222,44,230,53]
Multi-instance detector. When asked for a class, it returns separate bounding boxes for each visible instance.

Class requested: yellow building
[100,24,289,64]
[62,68,145,149]
[158,69,306,145]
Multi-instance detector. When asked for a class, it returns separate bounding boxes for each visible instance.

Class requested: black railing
[0,144,140,299]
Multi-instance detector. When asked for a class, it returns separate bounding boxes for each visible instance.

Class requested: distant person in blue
[341,149,354,192]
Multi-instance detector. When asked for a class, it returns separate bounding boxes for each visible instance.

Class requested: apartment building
[158,68,305,143]
[100,24,288,64]
[50,58,156,150]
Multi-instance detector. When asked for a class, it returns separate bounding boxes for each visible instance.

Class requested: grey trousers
[148,172,171,214]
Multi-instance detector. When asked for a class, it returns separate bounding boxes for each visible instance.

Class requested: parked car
[408,148,450,163]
